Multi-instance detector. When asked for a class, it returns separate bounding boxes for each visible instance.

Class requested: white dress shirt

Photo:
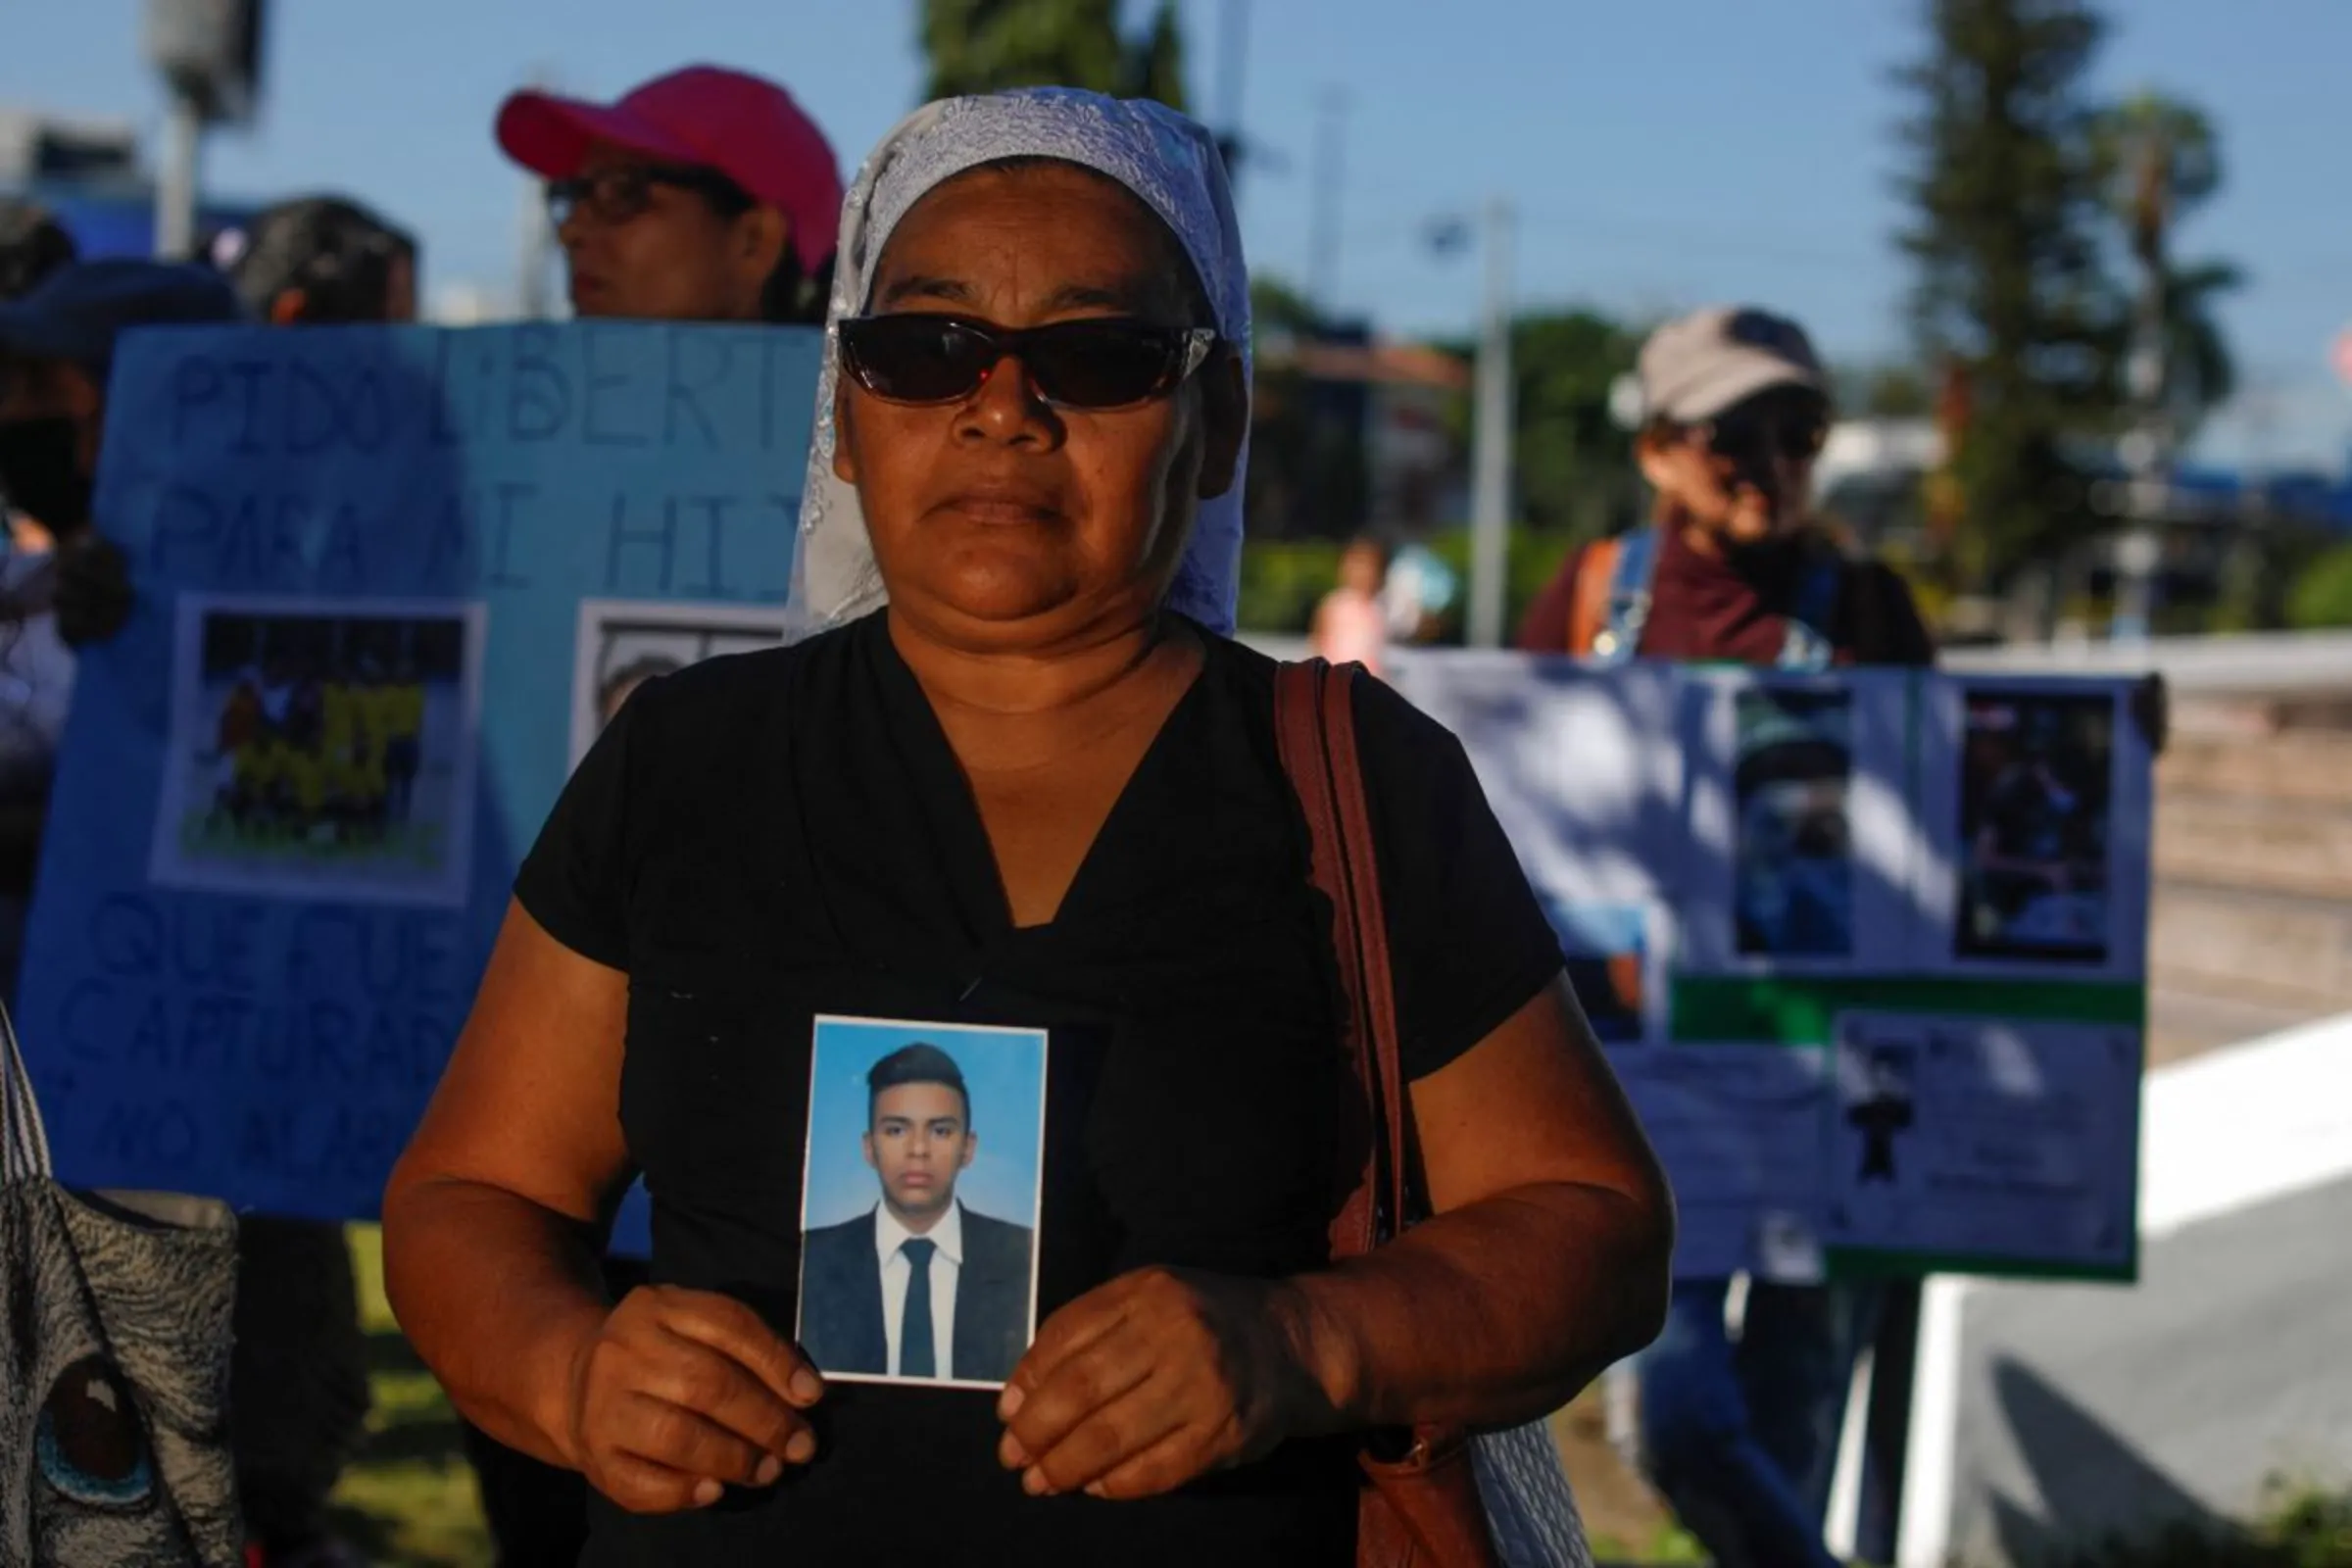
[875,1200,964,1379]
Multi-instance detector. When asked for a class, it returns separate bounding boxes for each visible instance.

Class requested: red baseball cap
[496,65,844,265]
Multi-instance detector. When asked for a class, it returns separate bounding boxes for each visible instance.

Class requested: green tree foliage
[919,0,1188,110]
[1838,362,1937,417]
[1249,274,1320,339]
[1509,311,1643,537]
[1442,310,1643,539]
[1123,0,1188,108]
[2285,543,2352,632]
[1897,0,2124,591]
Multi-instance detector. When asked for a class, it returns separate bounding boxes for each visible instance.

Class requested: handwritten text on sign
[21,321,823,1218]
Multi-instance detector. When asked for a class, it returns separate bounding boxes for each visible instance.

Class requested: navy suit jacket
[798,1204,1034,1384]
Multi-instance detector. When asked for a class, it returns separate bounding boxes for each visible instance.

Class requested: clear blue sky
[5,0,2346,469]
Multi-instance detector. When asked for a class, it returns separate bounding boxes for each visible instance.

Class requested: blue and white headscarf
[785,88,1252,640]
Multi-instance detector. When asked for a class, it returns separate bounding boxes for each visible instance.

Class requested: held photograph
[148,596,486,907]
[1954,689,2116,964]
[1733,688,1854,959]
[796,1016,1048,1391]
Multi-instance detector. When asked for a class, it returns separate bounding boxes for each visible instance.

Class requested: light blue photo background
[802,1017,1048,1232]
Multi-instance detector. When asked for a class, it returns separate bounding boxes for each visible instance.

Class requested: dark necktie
[900,1237,938,1379]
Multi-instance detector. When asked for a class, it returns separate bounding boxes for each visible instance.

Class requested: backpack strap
[1566,537,1619,660]
[1777,553,1845,671]
[1585,528,1657,664]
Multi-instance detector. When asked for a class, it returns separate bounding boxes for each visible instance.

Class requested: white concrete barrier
[1897,1011,2352,1566]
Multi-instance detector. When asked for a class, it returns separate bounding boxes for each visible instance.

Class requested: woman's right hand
[564,1285,825,1512]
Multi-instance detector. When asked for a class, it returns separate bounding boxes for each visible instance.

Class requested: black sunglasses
[838,315,1219,411]
[1701,399,1831,465]
[546,164,745,228]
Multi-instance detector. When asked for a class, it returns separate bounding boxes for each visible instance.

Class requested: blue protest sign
[18,321,822,1223]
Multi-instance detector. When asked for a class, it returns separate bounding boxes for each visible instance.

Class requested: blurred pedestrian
[451,65,845,1568]
[1380,533,1457,645]
[1310,534,1391,674]
[0,200,80,999]
[0,262,242,982]
[1516,306,1931,667]
[0,263,392,1568]
[498,64,843,325]
[223,194,420,324]
[0,199,77,303]
[1516,305,1931,1568]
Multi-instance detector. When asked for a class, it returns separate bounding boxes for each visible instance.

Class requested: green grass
[328,1226,493,1568]
[2019,1483,2352,1568]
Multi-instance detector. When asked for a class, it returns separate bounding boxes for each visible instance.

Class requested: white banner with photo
[1386,650,2154,1281]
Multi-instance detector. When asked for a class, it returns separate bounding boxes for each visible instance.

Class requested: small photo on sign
[1538,898,1658,1045]
[1955,690,2114,963]
[149,596,485,907]
[1733,689,1853,958]
[568,599,790,766]
[797,1016,1047,1391]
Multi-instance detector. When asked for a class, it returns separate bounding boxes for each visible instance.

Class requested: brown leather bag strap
[1316,664,1411,1240]
[1276,660,1504,1568]
[1566,537,1621,658]
[1274,659,1385,1259]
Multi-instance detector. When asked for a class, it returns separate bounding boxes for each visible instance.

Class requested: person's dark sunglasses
[838,315,1219,411]
[546,164,744,227]
[1703,404,1830,465]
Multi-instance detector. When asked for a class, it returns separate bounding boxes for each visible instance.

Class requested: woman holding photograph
[384,89,1671,1565]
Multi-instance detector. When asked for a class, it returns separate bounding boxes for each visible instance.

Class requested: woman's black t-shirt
[514,612,1563,1567]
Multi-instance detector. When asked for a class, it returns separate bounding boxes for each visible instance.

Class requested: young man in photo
[799,1044,1034,1385]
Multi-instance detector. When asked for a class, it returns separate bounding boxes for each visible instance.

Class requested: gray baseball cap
[1636,306,1826,425]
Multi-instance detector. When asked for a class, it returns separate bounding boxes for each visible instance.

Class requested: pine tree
[920,0,1125,100]
[919,0,1188,111]
[1897,0,2124,593]
[1123,0,1188,110]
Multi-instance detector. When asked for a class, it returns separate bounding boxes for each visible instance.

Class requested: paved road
[1936,1174,2352,1563]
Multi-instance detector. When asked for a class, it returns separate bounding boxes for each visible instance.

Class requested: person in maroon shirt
[1519,306,1926,1568]
[1516,305,1934,670]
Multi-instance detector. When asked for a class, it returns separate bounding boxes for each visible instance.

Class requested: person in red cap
[498,65,844,325]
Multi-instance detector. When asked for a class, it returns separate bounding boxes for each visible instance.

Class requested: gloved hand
[52,532,134,648]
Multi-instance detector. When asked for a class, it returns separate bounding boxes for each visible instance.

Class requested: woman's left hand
[996,1266,1342,1501]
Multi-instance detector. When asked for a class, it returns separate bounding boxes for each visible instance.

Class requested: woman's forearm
[1282,1180,1672,1434]
[382,1176,615,1468]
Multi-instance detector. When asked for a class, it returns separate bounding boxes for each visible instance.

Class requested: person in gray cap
[1516,304,1933,668]
[1518,305,1932,1568]
[0,258,371,1568]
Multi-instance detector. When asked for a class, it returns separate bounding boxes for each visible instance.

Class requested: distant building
[1251,326,1469,539]
[1,104,258,259]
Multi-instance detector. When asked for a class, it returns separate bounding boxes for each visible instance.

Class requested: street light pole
[2114,132,2171,644]
[1306,88,1348,313]
[153,91,205,260]
[1466,197,1516,649]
